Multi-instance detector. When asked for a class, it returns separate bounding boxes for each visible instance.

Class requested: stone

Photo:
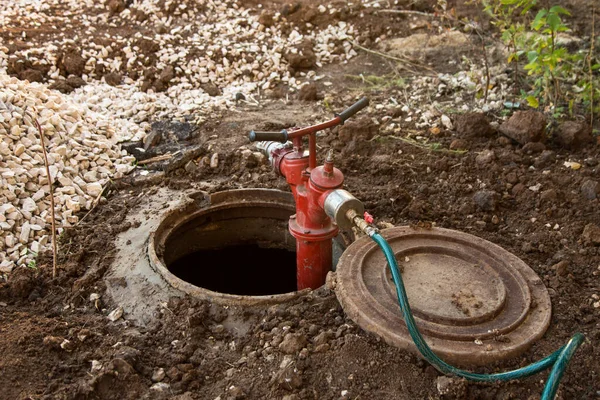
[298,83,319,101]
[454,112,494,138]
[436,376,467,397]
[143,129,162,151]
[582,223,600,245]
[258,11,275,27]
[540,189,558,203]
[104,72,122,86]
[534,150,555,168]
[498,110,546,144]
[441,114,453,130]
[555,121,593,149]
[22,198,38,213]
[475,150,495,166]
[552,260,569,277]
[107,306,124,321]
[210,153,219,168]
[522,141,546,154]
[580,180,600,200]
[279,333,307,354]
[86,182,103,197]
[449,139,469,150]
[473,190,499,211]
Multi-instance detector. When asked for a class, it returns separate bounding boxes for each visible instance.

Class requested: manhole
[148,188,304,305]
[335,226,551,366]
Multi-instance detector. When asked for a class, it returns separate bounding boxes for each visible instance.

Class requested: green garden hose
[370,232,584,400]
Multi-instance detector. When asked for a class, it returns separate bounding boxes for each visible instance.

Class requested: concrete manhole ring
[148,188,310,306]
[335,226,552,366]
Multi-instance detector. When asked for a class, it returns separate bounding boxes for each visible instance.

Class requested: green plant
[481,0,600,119]
[522,5,572,107]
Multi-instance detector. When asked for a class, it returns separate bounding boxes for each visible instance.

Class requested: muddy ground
[1,0,600,399]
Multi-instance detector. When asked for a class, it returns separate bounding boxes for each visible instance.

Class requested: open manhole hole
[149,189,305,305]
[335,226,552,366]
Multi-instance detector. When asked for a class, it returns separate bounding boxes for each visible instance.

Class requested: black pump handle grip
[336,97,370,123]
[248,130,289,143]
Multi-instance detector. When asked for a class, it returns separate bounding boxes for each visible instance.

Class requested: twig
[76,184,108,226]
[137,153,173,165]
[372,134,468,154]
[590,8,596,127]
[350,41,437,75]
[33,119,58,279]
[375,9,436,17]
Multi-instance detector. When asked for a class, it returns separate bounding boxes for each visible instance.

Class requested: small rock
[473,190,499,211]
[86,182,103,197]
[201,83,221,96]
[580,180,600,200]
[61,339,75,351]
[258,11,275,27]
[552,260,569,277]
[143,129,162,151]
[555,121,593,148]
[150,382,170,392]
[43,336,64,349]
[184,160,197,173]
[441,114,453,130]
[540,189,558,203]
[436,376,467,397]
[498,110,546,144]
[454,112,494,137]
[522,141,546,154]
[534,150,556,168]
[104,72,122,86]
[152,368,166,382]
[582,223,600,245]
[107,306,123,321]
[277,365,303,390]
[210,153,219,168]
[475,150,495,166]
[449,139,469,150]
[279,333,307,354]
[20,69,44,83]
[107,0,127,15]
[298,83,319,101]
[91,360,102,372]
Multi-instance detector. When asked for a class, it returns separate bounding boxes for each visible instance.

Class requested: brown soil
[2,1,600,400]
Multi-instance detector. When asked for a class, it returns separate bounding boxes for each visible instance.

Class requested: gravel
[0,73,135,273]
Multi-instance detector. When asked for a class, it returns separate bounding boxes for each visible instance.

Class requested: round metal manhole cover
[335,226,551,366]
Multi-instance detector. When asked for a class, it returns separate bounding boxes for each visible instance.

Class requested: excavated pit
[149,188,309,305]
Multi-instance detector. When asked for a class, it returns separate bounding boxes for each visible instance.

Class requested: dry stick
[33,119,58,279]
[375,9,436,17]
[350,41,437,75]
[590,8,596,127]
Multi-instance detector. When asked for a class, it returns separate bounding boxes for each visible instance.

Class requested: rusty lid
[335,226,551,366]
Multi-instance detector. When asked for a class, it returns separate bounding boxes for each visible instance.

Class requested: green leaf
[547,13,561,33]
[531,9,547,30]
[501,0,519,4]
[526,96,540,108]
[549,5,570,15]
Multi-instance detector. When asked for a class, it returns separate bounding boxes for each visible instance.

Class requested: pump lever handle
[336,97,370,124]
[248,129,289,143]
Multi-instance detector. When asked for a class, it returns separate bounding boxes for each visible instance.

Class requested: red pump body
[249,97,369,290]
[272,138,344,290]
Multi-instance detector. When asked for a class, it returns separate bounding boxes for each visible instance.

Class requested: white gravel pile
[1,0,358,141]
[0,73,135,273]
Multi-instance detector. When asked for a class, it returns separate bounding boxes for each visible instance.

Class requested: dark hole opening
[168,244,297,295]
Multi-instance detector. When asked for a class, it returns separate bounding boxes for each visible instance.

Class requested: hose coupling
[346,209,378,237]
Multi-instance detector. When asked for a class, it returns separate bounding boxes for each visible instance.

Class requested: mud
[1,0,600,399]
